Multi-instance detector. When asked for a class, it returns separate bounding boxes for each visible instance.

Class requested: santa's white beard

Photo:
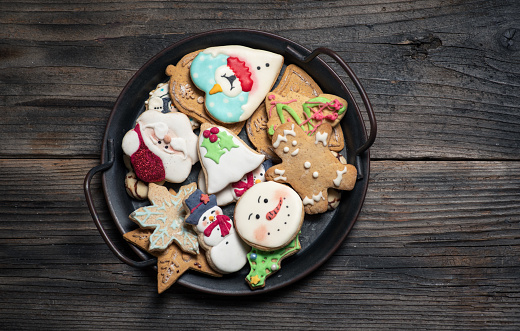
[145,138,193,183]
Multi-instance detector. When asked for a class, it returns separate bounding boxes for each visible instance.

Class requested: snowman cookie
[190,45,284,123]
[198,122,265,194]
[184,189,250,274]
[234,181,304,251]
[264,122,357,214]
[122,111,199,183]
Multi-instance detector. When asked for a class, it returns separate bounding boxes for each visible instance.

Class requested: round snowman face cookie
[234,181,304,250]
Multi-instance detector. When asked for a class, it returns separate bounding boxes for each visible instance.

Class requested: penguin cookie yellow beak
[209,83,223,95]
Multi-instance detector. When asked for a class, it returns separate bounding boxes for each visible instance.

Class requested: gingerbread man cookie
[264,123,357,214]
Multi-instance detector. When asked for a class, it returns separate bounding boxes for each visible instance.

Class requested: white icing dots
[283,146,290,153]
[292,140,297,146]
[313,171,319,178]
[291,148,299,156]
[304,161,311,169]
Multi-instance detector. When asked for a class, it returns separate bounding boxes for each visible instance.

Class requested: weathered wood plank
[1,1,519,159]
[0,159,518,329]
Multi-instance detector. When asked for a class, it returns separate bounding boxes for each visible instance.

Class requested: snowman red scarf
[203,214,232,238]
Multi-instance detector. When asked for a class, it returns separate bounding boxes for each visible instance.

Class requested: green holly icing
[200,130,239,164]
[245,233,301,289]
[216,130,239,151]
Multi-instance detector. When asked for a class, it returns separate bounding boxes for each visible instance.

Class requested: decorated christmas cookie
[184,189,249,274]
[145,82,176,113]
[129,183,199,254]
[123,228,221,293]
[245,233,301,290]
[234,181,304,250]
[197,159,272,206]
[190,45,284,123]
[122,111,199,183]
[166,51,244,135]
[264,123,357,214]
[198,122,265,194]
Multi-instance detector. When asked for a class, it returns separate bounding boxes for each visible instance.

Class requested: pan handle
[288,46,377,156]
[83,139,157,268]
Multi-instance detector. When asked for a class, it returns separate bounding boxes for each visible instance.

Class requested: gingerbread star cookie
[264,123,357,214]
[129,183,199,253]
[123,228,221,293]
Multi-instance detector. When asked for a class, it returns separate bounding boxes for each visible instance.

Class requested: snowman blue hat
[185,189,218,225]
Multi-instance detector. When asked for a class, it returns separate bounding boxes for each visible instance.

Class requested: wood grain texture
[1,0,520,329]
[1,0,519,159]
[1,159,519,329]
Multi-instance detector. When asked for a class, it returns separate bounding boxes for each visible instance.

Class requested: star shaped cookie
[129,183,199,253]
[265,123,357,214]
[123,228,221,293]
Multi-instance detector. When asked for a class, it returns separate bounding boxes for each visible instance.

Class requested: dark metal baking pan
[84,29,376,295]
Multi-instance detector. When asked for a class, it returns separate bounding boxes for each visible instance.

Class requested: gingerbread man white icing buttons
[264,122,357,214]
[234,181,304,251]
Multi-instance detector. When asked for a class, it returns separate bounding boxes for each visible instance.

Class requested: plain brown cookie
[166,51,244,135]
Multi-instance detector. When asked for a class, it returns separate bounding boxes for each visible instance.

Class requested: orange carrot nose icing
[266,197,283,221]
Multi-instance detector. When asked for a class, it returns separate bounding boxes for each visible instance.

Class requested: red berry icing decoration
[210,127,219,134]
[209,134,218,143]
[203,130,211,138]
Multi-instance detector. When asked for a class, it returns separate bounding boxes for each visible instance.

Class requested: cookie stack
[121,45,357,292]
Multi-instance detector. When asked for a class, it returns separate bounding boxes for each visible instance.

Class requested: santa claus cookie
[197,160,272,206]
[184,189,249,274]
[122,111,199,184]
[264,123,357,214]
[198,122,265,194]
[166,51,243,135]
[190,45,284,123]
[234,181,304,251]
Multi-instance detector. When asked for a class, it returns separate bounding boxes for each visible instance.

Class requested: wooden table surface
[2,0,519,329]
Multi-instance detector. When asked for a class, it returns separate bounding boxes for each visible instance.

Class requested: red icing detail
[200,194,210,204]
[203,130,211,138]
[130,123,165,183]
[210,127,219,134]
[266,197,283,221]
[227,57,253,92]
[209,134,218,143]
[204,214,232,237]
[231,172,255,197]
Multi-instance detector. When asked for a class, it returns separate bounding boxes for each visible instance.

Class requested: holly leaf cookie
[165,50,244,135]
[264,123,357,214]
[123,228,221,294]
[245,232,301,290]
[129,183,199,253]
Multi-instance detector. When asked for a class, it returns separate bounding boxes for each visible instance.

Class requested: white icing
[313,171,319,178]
[283,124,296,138]
[302,191,325,206]
[203,46,284,122]
[234,182,303,249]
[273,134,287,148]
[315,131,328,146]
[122,111,199,183]
[199,124,265,194]
[283,146,290,153]
[304,161,311,169]
[273,168,287,181]
[334,166,348,187]
[292,140,297,146]
[209,232,249,273]
[290,148,299,156]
